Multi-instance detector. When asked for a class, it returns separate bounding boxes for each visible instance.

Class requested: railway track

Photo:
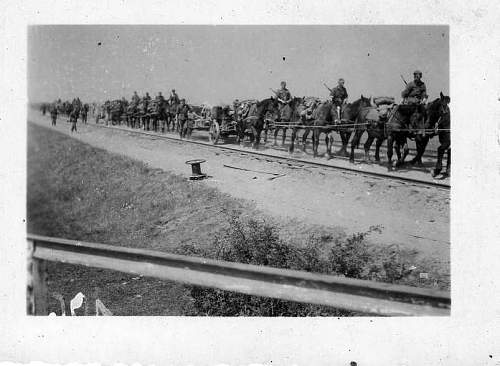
[89,122,450,190]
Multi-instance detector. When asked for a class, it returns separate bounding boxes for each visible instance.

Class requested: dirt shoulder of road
[28,123,449,315]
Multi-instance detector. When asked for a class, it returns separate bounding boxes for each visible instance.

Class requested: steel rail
[27,234,450,316]
[90,122,450,190]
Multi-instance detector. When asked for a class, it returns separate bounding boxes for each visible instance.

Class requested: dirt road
[29,111,450,266]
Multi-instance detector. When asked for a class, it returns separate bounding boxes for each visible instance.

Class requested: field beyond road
[27,122,450,315]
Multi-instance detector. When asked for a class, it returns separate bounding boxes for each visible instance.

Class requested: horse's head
[258,97,279,115]
[426,92,450,128]
[359,94,373,108]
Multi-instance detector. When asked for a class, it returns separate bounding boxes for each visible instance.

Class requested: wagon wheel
[209,120,220,144]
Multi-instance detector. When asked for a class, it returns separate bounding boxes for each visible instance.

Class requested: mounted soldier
[271,81,292,121]
[401,70,428,133]
[401,70,428,105]
[131,91,140,106]
[155,91,165,105]
[142,92,151,109]
[325,78,348,123]
[169,89,180,105]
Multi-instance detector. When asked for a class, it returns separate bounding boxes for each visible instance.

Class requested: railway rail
[89,121,450,190]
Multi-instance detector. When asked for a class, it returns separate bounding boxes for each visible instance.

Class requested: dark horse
[430,93,451,177]
[335,96,373,157]
[307,96,372,158]
[237,97,279,149]
[408,92,451,170]
[268,97,305,150]
[385,100,427,171]
[349,105,388,163]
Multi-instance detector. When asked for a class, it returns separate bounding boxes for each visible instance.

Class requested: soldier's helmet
[158,92,162,96]
[338,78,345,83]
[413,70,422,76]
[172,89,176,92]
[181,98,185,102]
[234,99,239,104]
[280,81,286,87]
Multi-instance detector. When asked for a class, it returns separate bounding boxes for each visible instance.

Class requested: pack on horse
[237,97,279,149]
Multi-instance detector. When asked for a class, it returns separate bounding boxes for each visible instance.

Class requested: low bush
[176,215,443,316]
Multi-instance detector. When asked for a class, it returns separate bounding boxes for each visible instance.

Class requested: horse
[268,97,305,151]
[349,105,387,163]
[409,92,450,168]
[309,100,336,158]
[237,97,279,149]
[334,96,373,157]
[385,101,427,171]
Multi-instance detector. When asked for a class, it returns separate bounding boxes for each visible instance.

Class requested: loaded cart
[208,105,238,144]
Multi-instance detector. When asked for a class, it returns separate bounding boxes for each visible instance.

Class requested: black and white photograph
[26,24,450,317]
[1,1,500,366]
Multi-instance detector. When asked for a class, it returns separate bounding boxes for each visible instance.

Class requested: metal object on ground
[185,159,207,180]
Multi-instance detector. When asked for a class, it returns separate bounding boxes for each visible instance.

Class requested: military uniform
[330,85,348,106]
[170,91,180,105]
[176,102,191,138]
[400,71,428,133]
[131,92,140,106]
[50,104,58,126]
[276,87,292,121]
[70,110,78,132]
[401,80,427,104]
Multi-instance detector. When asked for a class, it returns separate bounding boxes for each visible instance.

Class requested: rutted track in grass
[90,122,450,190]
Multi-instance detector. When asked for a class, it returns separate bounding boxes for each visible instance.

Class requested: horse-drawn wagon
[208,105,239,144]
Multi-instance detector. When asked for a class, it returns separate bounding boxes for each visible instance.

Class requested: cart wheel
[209,120,220,144]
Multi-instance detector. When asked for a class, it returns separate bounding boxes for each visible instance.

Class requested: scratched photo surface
[27,25,450,316]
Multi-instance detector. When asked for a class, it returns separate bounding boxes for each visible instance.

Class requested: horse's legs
[375,137,384,162]
[411,136,429,166]
[312,128,320,157]
[387,135,394,171]
[350,130,363,163]
[433,146,445,176]
[327,132,334,159]
[273,127,279,146]
[364,134,375,162]
[250,126,258,149]
[401,139,410,165]
[338,131,351,157]
[289,128,296,153]
[255,128,262,149]
[302,129,310,152]
[282,127,287,146]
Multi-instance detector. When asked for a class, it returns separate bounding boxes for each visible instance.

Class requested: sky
[28,25,449,105]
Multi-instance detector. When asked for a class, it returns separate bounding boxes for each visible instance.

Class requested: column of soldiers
[44,70,428,135]
[268,69,427,122]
